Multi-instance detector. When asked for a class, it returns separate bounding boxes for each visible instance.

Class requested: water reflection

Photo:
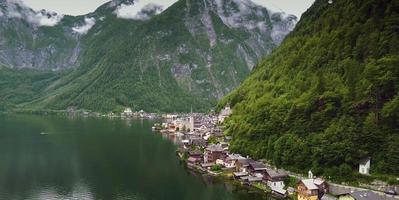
[0,115,274,200]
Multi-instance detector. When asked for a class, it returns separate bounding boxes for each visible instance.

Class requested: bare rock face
[0,1,83,70]
[0,0,298,112]
[176,0,297,99]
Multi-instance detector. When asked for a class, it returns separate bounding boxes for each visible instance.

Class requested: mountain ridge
[0,0,297,112]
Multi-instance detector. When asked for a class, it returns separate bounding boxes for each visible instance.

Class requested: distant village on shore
[65,105,399,200]
[149,106,398,200]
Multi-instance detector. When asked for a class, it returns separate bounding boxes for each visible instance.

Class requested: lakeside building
[263,168,289,189]
[204,144,227,163]
[359,157,371,175]
[224,154,246,168]
[297,178,328,200]
[123,108,133,117]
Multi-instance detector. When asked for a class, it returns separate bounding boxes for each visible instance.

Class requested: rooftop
[265,168,288,178]
[250,162,267,170]
[314,178,325,186]
[206,144,224,152]
[301,179,318,190]
[227,154,246,160]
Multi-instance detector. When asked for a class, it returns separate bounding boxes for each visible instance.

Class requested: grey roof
[206,144,224,152]
[234,172,249,177]
[349,191,383,200]
[265,168,288,178]
[314,178,325,186]
[227,154,246,160]
[271,187,287,195]
[237,158,252,166]
[248,176,263,182]
[250,162,267,170]
[191,138,207,146]
[188,150,202,156]
[301,179,318,190]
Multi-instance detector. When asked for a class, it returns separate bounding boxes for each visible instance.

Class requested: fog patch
[113,0,175,21]
[72,17,96,35]
[4,0,63,27]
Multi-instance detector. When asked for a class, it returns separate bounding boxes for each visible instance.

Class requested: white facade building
[123,108,133,116]
[359,157,371,175]
[218,106,232,123]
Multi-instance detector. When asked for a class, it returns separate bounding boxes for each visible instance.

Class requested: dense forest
[0,66,61,111]
[220,0,399,181]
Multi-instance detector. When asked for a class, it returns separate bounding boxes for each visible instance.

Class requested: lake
[0,114,276,200]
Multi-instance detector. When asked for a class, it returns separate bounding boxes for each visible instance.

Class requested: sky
[21,0,315,18]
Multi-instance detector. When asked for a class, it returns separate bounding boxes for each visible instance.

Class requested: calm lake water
[0,114,276,200]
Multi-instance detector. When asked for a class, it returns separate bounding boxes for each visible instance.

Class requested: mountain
[0,0,297,112]
[220,0,399,179]
[0,1,82,70]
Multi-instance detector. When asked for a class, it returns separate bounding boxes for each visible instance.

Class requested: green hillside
[0,66,61,111]
[220,0,399,180]
[0,0,296,113]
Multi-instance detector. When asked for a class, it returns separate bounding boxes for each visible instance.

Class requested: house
[338,191,383,200]
[204,144,227,163]
[212,128,224,137]
[123,108,133,117]
[248,161,267,174]
[188,150,203,159]
[271,187,288,198]
[224,154,246,168]
[263,168,289,189]
[247,174,263,183]
[191,137,207,148]
[314,178,328,195]
[233,171,249,179]
[359,157,371,175]
[235,158,252,172]
[187,157,202,165]
[297,179,323,200]
[216,159,225,166]
[189,116,203,131]
[218,105,232,123]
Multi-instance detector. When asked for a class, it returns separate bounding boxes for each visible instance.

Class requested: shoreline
[176,152,287,199]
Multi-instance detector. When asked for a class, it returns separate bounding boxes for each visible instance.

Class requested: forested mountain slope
[0,0,297,112]
[220,0,399,179]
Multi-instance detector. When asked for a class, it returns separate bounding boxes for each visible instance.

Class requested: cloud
[214,0,268,30]
[114,1,164,20]
[29,11,64,26]
[134,4,164,20]
[72,17,96,35]
[4,0,63,26]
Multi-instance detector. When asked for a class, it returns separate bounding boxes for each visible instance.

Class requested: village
[65,105,398,200]
[149,105,399,200]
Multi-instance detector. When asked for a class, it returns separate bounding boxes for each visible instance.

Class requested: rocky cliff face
[0,0,82,70]
[0,0,297,112]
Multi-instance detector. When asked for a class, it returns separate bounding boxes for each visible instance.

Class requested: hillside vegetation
[0,0,296,113]
[220,0,399,180]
